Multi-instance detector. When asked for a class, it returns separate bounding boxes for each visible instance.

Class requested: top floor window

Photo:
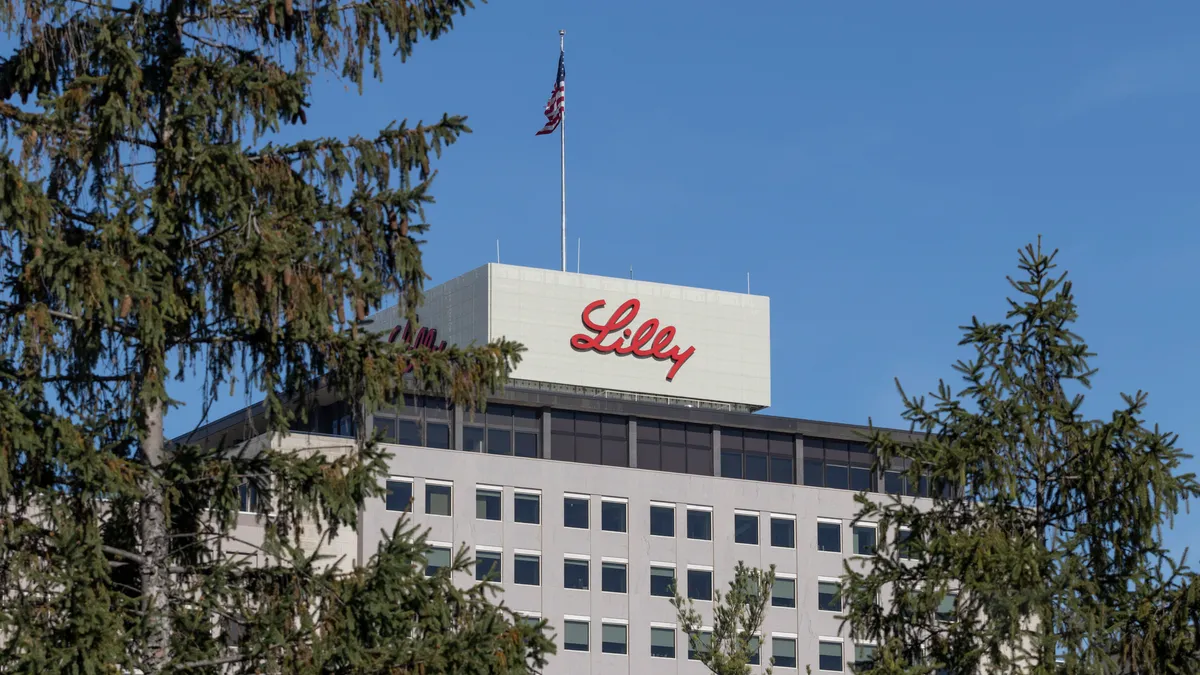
[372,395,451,449]
[637,420,712,475]
[551,411,628,467]
[803,438,874,492]
[462,404,540,457]
[721,429,793,483]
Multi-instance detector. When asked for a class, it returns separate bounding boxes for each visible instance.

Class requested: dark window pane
[476,490,501,520]
[687,510,712,540]
[772,577,796,608]
[602,623,627,654]
[602,562,627,593]
[235,482,256,513]
[475,551,501,582]
[853,526,876,555]
[485,404,513,427]
[662,444,687,473]
[564,497,589,529]
[397,419,422,446]
[848,441,870,456]
[602,438,628,467]
[686,424,711,448]
[576,435,602,465]
[721,428,743,451]
[512,406,539,428]
[601,415,626,439]
[564,620,588,651]
[687,569,712,601]
[552,432,575,462]
[771,517,795,548]
[423,396,450,419]
[486,428,512,455]
[601,501,627,533]
[817,522,841,552]
[769,433,793,456]
[826,464,849,489]
[650,505,674,537]
[425,484,452,516]
[638,420,660,441]
[917,474,930,498]
[884,471,903,495]
[425,546,451,576]
[374,417,397,442]
[660,421,685,445]
[514,431,539,458]
[745,453,768,481]
[564,559,589,589]
[687,447,713,476]
[774,638,797,668]
[426,422,451,449]
[650,567,675,596]
[385,480,412,512]
[650,626,675,658]
[818,641,843,672]
[637,441,661,470]
[818,581,842,611]
[463,426,485,452]
[770,457,793,484]
[514,555,540,585]
[551,411,575,433]
[721,450,743,479]
[514,493,540,524]
[804,459,824,487]
[734,513,758,545]
[744,430,768,454]
[849,466,873,492]
[575,412,601,436]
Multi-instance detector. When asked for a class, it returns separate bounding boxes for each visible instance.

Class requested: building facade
[194,264,929,674]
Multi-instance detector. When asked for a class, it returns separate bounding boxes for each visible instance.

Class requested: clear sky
[167,2,1200,556]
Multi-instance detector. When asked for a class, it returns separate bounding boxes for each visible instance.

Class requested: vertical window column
[551,411,628,467]
[638,420,712,475]
[462,404,541,456]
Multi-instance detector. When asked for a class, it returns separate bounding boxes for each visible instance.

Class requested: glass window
[515,431,538,458]
[650,566,675,597]
[721,450,743,478]
[564,558,589,590]
[602,561,627,593]
[819,640,844,672]
[564,496,589,529]
[425,483,452,516]
[734,513,759,545]
[475,488,501,521]
[687,509,712,540]
[748,635,761,665]
[602,623,627,655]
[397,419,422,445]
[804,458,824,487]
[519,614,542,629]
[601,500,627,533]
[938,593,957,622]
[826,464,849,490]
[771,517,795,548]
[849,466,872,492]
[650,504,675,537]
[426,422,451,449]
[853,526,876,555]
[238,483,258,513]
[773,636,797,668]
[514,554,540,586]
[650,626,675,658]
[487,427,512,455]
[687,569,713,601]
[475,550,501,582]
[564,619,589,652]
[384,480,411,512]
[817,521,841,552]
[771,577,796,608]
[818,580,842,612]
[425,546,450,576]
[898,529,916,560]
[884,471,903,495]
[463,426,485,452]
[688,631,712,660]
[771,456,793,484]
[854,644,877,669]
[514,492,540,524]
[745,453,768,481]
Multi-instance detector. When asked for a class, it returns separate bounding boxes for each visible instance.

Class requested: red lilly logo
[388,319,447,374]
[569,299,696,381]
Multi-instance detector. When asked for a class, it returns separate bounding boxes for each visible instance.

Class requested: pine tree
[0,0,554,672]
[672,561,777,675]
[842,240,1200,674]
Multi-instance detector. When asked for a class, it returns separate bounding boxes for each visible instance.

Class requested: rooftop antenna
[747,272,750,294]
[577,238,581,273]
[496,240,501,264]
[630,265,634,280]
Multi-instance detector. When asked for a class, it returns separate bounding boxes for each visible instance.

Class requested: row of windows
[545,618,876,672]
[384,481,911,557]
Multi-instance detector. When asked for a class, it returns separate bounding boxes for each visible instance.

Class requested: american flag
[535,51,565,135]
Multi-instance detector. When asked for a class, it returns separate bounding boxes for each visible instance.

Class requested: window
[819,640,844,672]
[818,580,842,612]
[602,623,628,655]
[771,516,795,548]
[514,491,540,524]
[650,626,675,658]
[563,619,589,652]
[898,529,916,560]
[687,568,713,601]
[462,404,540,457]
[650,503,675,537]
[638,420,712,475]
[475,549,501,582]
[552,411,628,466]
[476,487,501,521]
[514,553,540,586]
[719,429,794,483]
[748,635,761,665]
[385,479,413,512]
[373,394,451,449]
[564,557,589,590]
[884,465,931,497]
[687,507,712,540]
[238,483,259,513]
[937,593,957,622]
[602,561,627,593]
[772,577,796,608]
[519,614,542,629]
[734,512,759,545]
[854,644,877,670]
[564,495,589,529]
[804,438,874,492]
[773,636,797,668]
[425,545,451,576]
[425,482,452,516]
[601,499,627,533]
[688,630,712,660]
[650,566,675,597]
[817,520,841,552]
[853,525,877,555]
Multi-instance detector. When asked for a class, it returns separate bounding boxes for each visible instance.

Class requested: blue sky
[168,2,1200,556]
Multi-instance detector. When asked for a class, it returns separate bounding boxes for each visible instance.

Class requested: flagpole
[559,29,567,273]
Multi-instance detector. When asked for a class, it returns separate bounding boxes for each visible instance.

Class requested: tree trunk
[140,398,171,672]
